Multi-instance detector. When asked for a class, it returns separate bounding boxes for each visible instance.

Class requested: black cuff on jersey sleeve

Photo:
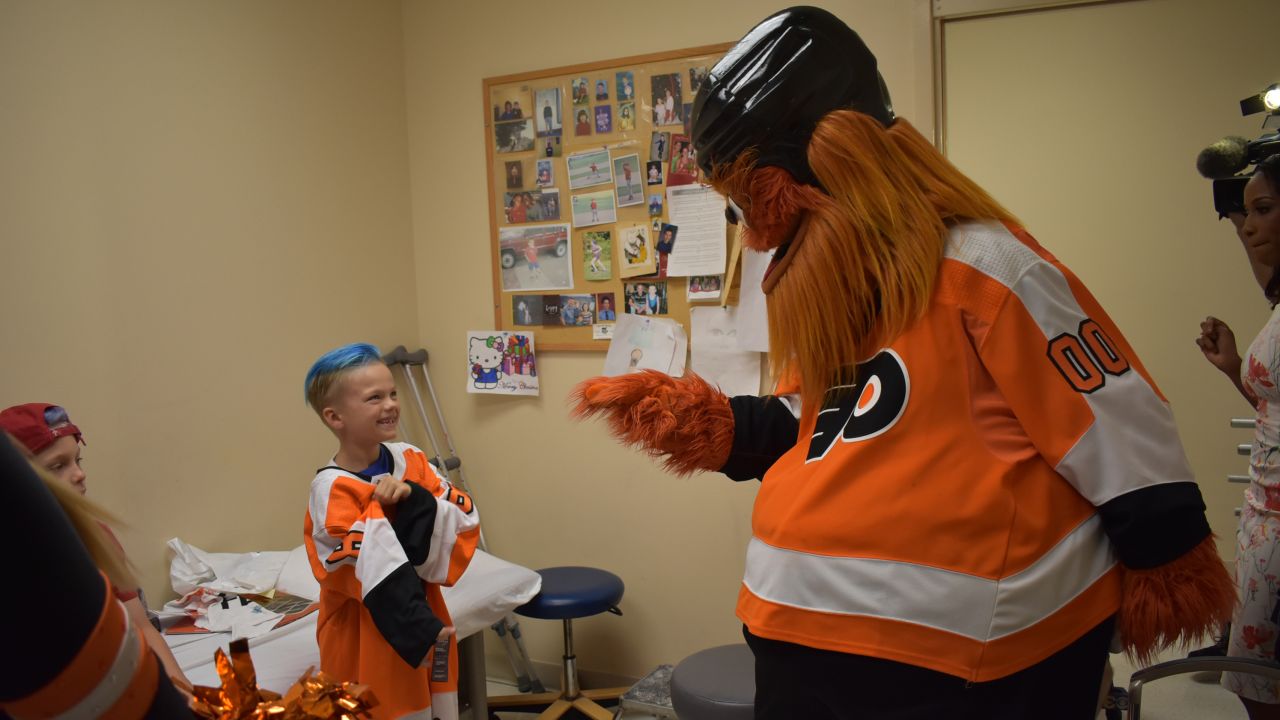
[1097,482,1211,570]
[719,395,800,482]
[388,481,437,566]
[364,563,445,667]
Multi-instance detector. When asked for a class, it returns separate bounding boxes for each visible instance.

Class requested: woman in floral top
[1198,154,1280,719]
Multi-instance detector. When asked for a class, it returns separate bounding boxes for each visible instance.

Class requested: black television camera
[1197,83,1280,217]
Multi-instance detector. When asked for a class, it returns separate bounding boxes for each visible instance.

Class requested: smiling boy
[303,343,480,720]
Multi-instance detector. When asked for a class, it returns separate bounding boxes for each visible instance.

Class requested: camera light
[1265,84,1280,113]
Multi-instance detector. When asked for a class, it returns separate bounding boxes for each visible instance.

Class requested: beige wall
[943,0,1280,551]
[0,1,419,602]
[401,0,929,681]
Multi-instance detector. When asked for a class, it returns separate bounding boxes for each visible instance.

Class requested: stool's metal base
[487,618,629,719]
[488,687,629,719]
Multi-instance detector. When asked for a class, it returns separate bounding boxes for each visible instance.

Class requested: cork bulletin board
[483,43,739,351]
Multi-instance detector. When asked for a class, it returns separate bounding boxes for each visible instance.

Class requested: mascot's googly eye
[725,197,749,228]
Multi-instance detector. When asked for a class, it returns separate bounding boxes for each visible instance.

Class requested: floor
[483,678,665,719]
[481,646,1253,719]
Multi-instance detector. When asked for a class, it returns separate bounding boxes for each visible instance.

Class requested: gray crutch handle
[383,345,428,367]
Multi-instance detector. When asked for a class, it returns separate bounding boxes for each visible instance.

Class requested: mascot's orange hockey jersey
[736,219,1198,681]
[304,442,479,720]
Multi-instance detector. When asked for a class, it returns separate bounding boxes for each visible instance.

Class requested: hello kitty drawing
[469,336,503,390]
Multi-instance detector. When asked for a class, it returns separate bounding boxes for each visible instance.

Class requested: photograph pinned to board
[541,135,563,158]
[571,77,590,106]
[689,66,709,93]
[642,219,671,279]
[595,105,612,134]
[538,295,562,325]
[648,193,664,217]
[612,153,644,207]
[503,189,559,223]
[505,160,524,189]
[571,189,616,228]
[559,294,595,326]
[624,280,668,316]
[495,119,536,154]
[498,223,573,292]
[573,107,592,137]
[646,161,663,186]
[618,102,636,131]
[582,229,612,281]
[512,295,545,326]
[656,223,678,253]
[650,72,684,127]
[616,71,635,101]
[468,331,538,396]
[618,222,656,278]
[535,159,554,187]
[595,78,609,101]
[667,133,698,186]
[650,131,670,161]
[492,87,530,122]
[566,148,612,190]
[687,274,722,302]
[595,292,617,322]
[535,87,562,137]
[601,313,687,377]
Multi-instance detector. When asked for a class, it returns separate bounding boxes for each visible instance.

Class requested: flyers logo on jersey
[807,349,910,462]
[325,530,364,568]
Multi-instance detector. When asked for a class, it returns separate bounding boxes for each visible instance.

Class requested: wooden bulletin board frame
[483,43,736,351]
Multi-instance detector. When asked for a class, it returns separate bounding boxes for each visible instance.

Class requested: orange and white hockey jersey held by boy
[303,342,480,720]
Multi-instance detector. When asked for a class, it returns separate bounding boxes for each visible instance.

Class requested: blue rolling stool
[488,566,627,720]
[670,644,755,720]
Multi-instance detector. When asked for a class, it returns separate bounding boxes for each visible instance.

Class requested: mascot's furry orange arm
[570,371,734,476]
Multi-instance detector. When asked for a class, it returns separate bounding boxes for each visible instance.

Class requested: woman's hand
[1196,316,1242,376]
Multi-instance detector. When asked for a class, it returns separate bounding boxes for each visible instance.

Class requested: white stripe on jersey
[52,602,142,720]
[744,513,1115,641]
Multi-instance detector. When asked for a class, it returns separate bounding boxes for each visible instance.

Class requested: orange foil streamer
[187,638,377,719]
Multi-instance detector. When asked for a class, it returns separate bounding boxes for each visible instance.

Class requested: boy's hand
[373,478,412,505]
[435,625,456,644]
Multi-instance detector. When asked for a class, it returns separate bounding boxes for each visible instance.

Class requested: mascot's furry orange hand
[573,5,1232,686]
[571,371,732,476]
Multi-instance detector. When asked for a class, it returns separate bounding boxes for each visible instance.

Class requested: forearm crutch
[382,345,546,693]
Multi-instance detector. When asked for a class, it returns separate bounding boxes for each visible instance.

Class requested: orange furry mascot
[573,7,1234,719]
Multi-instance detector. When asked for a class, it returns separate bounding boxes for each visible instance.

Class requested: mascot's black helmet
[691,6,895,186]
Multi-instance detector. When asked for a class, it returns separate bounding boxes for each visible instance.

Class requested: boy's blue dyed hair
[304,343,382,412]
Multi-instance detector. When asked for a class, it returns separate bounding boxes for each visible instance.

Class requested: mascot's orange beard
[709,112,1016,410]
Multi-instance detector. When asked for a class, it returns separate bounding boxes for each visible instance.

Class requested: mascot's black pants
[746,616,1114,720]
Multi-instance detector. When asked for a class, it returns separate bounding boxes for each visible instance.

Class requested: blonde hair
[34,460,137,591]
[710,113,1016,409]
